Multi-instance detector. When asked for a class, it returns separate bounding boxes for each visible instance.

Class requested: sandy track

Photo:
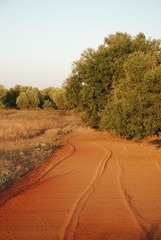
[0,128,161,240]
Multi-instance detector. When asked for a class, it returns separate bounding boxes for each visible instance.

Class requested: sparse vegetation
[0,109,80,191]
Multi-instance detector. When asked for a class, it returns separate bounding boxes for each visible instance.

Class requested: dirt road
[0,128,161,240]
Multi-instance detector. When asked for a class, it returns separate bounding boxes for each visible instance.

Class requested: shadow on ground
[142,223,161,240]
[148,139,161,149]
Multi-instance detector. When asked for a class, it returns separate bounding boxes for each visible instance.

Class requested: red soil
[0,128,161,240]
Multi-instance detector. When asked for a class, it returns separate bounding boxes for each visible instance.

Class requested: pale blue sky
[0,0,161,89]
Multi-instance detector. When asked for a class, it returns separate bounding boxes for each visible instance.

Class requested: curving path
[0,128,161,240]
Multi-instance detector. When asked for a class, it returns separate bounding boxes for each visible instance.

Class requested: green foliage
[65,74,82,109]
[65,32,161,139]
[100,52,161,139]
[3,86,20,108]
[40,87,57,109]
[0,85,6,108]
[41,87,68,109]
[42,99,53,109]
[16,87,40,109]
[16,92,29,109]
[1,85,68,110]
[48,87,68,110]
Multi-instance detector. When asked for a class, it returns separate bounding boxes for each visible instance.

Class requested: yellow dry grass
[0,109,80,191]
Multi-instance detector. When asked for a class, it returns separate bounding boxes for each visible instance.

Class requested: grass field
[0,109,80,192]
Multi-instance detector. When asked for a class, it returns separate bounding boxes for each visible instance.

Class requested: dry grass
[0,109,80,191]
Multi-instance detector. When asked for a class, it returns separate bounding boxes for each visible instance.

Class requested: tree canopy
[65,32,161,139]
[0,85,67,110]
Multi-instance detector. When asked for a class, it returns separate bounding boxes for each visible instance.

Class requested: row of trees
[64,32,161,140]
[0,85,68,110]
[1,32,161,139]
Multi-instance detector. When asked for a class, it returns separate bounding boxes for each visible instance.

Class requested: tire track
[62,141,112,240]
[150,147,161,174]
[0,135,78,208]
[146,148,161,240]
[116,145,149,238]
[117,145,161,240]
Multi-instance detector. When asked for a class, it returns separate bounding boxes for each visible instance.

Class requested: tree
[16,87,40,109]
[26,88,40,108]
[41,88,58,109]
[65,32,161,138]
[100,52,161,139]
[49,88,67,110]
[65,33,134,127]
[42,100,53,109]
[3,85,21,108]
[104,32,133,82]
[0,85,6,108]
[65,73,82,109]
[16,91,29,109]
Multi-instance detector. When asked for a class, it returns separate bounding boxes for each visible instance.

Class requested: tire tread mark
[63,141,112,240]
[150,148,161,174]
[117,145,161,240]
[0,135,78,208]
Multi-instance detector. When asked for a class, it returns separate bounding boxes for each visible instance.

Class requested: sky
[0,0,161,89]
